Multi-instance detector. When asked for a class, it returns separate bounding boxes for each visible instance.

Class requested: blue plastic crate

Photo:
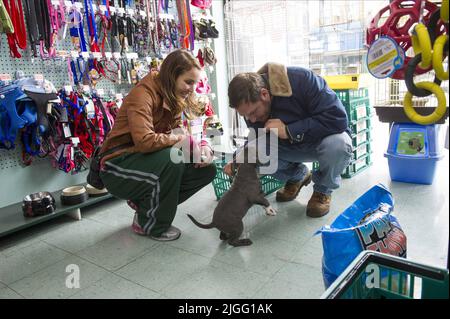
[384,123,444,185]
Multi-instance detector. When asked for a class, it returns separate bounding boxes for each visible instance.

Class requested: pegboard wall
[0,1,130,207]
[0,1,221,207]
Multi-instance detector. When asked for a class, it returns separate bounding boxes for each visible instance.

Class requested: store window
[224,0,387,138]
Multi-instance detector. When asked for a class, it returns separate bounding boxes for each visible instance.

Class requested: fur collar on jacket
[257,62,292,97]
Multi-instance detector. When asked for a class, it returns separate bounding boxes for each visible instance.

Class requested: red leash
[3,0,27,58]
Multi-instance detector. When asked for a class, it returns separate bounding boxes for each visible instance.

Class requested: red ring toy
[366,0,446,79]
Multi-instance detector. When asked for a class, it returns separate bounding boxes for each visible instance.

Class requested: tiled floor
[0,118,448,299]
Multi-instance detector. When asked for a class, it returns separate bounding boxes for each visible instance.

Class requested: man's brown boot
[276,172,312,202]
[306,191,331,218]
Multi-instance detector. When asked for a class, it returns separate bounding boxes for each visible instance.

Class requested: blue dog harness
[0,85,29,149]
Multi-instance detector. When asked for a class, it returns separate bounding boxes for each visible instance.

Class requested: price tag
[127,8,135,15]
[47,103,52,114]
[56,50,69,58]
[63,123,72,138]
[83,85,91,92]
[70,50,79,59]
[81,51,90,59]
[99,5,107,13]
[96,89,105,96]
[159,13,174,20]
[64,0,72,7]
[0,74,12,84]
[189,118,204,135]
[71,137,80,147]
[74,2,83,10]
[139,10,147,17]
[113,52,121,59]
[92,52,102,59]
[109,6,116,13]
[92,4,97,11]
[126,52,138,60]
[34,74,44,82]
[367,36,404,79]
[209,66,214,73]
[104,52,112,59]
[117,7,125,15]
[64,85,73,94]
[51,0,60,6]
[115,93,124,100]
[86,100,96,119]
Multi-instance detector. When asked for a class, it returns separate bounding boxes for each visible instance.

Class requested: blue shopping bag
[316,184,407,289]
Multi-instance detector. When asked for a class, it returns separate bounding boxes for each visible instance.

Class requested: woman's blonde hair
[157,49,204,121]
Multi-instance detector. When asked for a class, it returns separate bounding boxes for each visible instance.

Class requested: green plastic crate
[345,99,372,122]
[349,116,372,134]
[335,88,369,105]
[335,88,371,123]
[211,160,284,200]
[321,251,449,299]
[352,129,372,147]
[342,153,372,178]
[353,141,372,160]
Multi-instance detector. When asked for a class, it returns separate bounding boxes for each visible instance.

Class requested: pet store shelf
[0,184,114,238]
[374,106,449,124]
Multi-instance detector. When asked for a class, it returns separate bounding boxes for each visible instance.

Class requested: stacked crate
[313,87,373,178]
[337,88,373,178]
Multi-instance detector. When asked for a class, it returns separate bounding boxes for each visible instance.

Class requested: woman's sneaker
[131,214,145,235]
[150,226,181,242]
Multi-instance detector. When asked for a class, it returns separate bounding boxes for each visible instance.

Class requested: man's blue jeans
[271,132,353,195]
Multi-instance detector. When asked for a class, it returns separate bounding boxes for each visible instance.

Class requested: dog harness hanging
[0,85,28,148]
[23,91,58,137]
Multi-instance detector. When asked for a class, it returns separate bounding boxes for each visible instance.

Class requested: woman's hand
[194,145,214,168]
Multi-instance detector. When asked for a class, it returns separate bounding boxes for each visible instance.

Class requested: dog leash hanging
[69,1,88,54]
[84,0,100,53]
[23,0,38,57]
[3,0,27,58]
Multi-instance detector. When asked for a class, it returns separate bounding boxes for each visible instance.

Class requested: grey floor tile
[9,255,111,299]
[115,245,213,292]
[0,286,23,299]
[211,235,299,277]
[76,227,159,271]
[269,262,325,298]
[0,240,69,285]
[161,260,270,299]
[80,198,127,216]
[290,235,324,269]
[0,216,71,253]
[69,273,161,299]
[85,206,134,229]
[250,204,330,245]
[40,218,123,253]
[253,277,324,299]
[167,223,231,259]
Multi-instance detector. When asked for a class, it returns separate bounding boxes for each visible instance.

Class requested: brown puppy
[187,162,276,247]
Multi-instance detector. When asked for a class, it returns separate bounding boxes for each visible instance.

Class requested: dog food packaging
[316,184,407,289]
